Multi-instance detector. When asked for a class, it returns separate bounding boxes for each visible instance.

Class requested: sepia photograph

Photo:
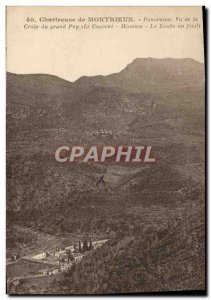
[5,5,206,295]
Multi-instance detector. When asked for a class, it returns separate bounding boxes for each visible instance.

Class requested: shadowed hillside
[6,58,205,294]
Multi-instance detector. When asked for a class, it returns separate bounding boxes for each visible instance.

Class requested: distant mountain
[7,58,204,97]
[6,58,205,294]
[75,58,204,93]
[7,58,204,145]
[6,57,205,216]
[7,72,72,96]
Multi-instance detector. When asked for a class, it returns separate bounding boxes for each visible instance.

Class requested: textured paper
[6,6,205,295]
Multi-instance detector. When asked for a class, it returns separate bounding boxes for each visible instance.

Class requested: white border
[0,0,209,299]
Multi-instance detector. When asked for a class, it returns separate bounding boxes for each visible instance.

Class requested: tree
[66,249,74,262]
[79,241,82,253]
[89,241,94,250]
[83,240,88,252]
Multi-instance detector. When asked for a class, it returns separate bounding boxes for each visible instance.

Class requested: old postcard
[6,6,206,295]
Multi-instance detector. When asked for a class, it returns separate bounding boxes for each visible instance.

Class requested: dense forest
[46,199,205,294]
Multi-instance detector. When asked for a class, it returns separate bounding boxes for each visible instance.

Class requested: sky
[7,6,204,82]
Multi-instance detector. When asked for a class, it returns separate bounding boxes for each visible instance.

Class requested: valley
[6,57,205,294]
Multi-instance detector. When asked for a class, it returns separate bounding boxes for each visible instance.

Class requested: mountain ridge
[7,57,204,85]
